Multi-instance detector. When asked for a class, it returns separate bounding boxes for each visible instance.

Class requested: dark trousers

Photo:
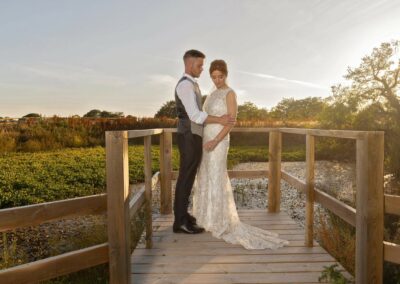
[174,132,203,227]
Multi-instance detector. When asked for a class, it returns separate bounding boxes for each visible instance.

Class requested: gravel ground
[231,161,357,227]
[150,160,358,228]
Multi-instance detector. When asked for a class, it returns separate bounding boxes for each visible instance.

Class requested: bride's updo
[209,60,228,76]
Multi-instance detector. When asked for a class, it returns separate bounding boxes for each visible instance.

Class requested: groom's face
[190,57,204,78]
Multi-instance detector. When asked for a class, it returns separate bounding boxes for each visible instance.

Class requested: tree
[345,40,400,176]
[155,100,176,118]
[83,109,102,118]
[83,109,123,118]
[318,89,358,130]
[321,40,400,176]
[23,113,41,118]
[154,96,207,119]
[237,102,268,120]
[270,97,326,122]
[99,111,124,118]
[345,40,400,118]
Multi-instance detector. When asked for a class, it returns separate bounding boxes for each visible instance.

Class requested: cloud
[17,63,128,87]
[236,70,329,90]
[142,54,181,63]
[148,74,176,85]
[234,88,248,97]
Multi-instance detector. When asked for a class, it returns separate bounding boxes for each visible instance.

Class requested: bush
[0,133,16,152]
[316,209,355,275]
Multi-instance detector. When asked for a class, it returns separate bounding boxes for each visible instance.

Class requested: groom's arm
[176,81,208,125]
[177,81,235,126]
[204,114,235,125]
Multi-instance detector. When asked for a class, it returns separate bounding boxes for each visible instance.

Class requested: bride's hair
[209,60,228,76]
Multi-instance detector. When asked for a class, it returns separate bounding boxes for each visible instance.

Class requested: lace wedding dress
[193,87,289,250]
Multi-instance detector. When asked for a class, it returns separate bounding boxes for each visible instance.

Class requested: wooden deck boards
[131,210,351,283]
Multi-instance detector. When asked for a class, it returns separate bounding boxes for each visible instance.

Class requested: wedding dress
[193,87,289,250]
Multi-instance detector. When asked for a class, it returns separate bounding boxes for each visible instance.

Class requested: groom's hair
[183,49,205,61]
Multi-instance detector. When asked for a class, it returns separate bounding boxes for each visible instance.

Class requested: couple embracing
[173,49,289,250]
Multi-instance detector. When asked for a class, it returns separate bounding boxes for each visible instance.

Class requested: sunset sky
[1,0,400,118]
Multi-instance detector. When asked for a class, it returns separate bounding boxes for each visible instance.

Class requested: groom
[173,49,235,234]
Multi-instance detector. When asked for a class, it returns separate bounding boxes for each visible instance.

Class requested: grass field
[0,144,306,209]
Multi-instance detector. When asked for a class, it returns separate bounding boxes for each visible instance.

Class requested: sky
[1,0,400,118]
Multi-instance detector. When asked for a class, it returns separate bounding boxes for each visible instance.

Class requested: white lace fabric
[193,87,289,250]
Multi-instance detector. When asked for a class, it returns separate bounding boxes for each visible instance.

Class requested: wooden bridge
[0,127,399,283]
[132,210,349,283]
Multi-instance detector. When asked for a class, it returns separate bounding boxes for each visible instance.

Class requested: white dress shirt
[176,73,208,124]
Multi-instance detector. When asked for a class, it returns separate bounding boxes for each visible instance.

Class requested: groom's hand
[219,114,236,126]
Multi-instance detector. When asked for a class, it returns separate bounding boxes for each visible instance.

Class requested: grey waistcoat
[175,77,204,137]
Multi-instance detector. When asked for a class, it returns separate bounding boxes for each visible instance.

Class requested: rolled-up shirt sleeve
[176,80,208,124]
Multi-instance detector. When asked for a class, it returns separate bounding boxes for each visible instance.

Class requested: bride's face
[211,70,227,89]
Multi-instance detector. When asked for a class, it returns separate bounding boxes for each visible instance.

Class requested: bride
[193,60,289,250]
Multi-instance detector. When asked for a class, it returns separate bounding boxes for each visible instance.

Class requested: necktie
[193,82,200,94]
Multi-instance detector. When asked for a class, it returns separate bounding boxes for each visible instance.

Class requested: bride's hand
[203,139,218,151]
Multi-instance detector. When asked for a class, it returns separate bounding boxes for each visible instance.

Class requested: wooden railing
[383,194,400,265]
[166,127,392,284]
[100,129,163,284]
[279,128,385,284]
[0,129,163,284]
[0,127,397,284]
[0,195,109,283]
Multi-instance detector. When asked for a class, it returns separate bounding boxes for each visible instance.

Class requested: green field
[0,145,306,209]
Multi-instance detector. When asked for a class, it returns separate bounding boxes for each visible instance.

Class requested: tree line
[155,96,325,123]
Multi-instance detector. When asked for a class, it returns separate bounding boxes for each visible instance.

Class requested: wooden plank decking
[131,209,350,283]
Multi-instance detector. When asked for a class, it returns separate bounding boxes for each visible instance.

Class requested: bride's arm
[204,91,237,151]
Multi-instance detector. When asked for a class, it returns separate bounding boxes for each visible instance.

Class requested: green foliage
[319,264,352,284]
[318,89,358,130]
[154,100,271,121]
[83,109,102,118]
[384,261,400,284]
[227,145,306,168]
[83,109,124,118]
[0,131,17,152]
[384,214,400,284]
[317,209,356,276]
[0,116,178,153]
[23,113,41,118]
[270,97,326,122]
[237,102,269,121]
[0,145,181,209]
[227,146,268,168]
[1,232,26,269]
[0,145,308,209]
[36,216,109,284]
[44,264,109,284]
[155,100,177,119]
[320,40,400,176]
[0,147,105,208]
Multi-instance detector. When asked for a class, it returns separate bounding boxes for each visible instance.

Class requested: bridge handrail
[0,127,393,284]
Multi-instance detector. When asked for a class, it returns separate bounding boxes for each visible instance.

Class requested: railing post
[305,134,315,247]
[356,132,384,284]
[144,136,153,249]
[106,131,131,284]
[160,131,172,214]
[268,130,282,212]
